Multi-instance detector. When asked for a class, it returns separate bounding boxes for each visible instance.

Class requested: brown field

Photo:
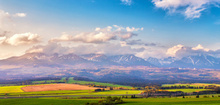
[22,84,98,92]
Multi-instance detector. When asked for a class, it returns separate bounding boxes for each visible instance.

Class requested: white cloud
[126,27,144,32]
[121,0,132,5]
[192,44,210,51]
[166,44,215,58]
[0,9,27,36]
[51,32,117,43]
[14,13,27,17]
[166,44,185,57]
[50,25,143,43]
[113,25,125,31]
[152,0,220,19]
[0,36,6,44]
[26,42,145,56]
[1,33,40,46]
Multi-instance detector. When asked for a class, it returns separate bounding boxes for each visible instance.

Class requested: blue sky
[0,0,220,59]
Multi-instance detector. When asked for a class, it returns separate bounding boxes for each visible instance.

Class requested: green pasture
[0,97,220,105]
[0,98,98,105]
[164,89,211,93]
[0,89,142,97]
[67,77,132,89]
[162,83,220,87]
[123,97,220,105]
[32,77,67,84]
[31,77,132,89]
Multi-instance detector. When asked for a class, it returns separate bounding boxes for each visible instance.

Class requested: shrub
[203,96,208,98]
[85,96,123,105]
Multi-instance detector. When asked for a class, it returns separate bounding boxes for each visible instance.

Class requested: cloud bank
[166,44,220,58]
[0,33,41,46]
[152,0,220,19]
[26,42,145,56]
[50,25,143,43]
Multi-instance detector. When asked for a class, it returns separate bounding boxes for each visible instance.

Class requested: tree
[196,95,199,98]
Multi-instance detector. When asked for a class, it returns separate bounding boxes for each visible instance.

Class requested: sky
[0,0,220,59]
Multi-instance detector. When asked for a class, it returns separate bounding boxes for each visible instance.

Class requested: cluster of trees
[88,84,108,88]
[214,87,220,93]
[85,96,123,105]
[161,85,220,90]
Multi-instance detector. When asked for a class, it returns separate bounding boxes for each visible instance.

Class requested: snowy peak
[109,54,153,66]
[170,54,220,69]
[147,57,161,66]
[81,54,108,62]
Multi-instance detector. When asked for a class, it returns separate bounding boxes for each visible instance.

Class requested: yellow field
[0,86,25,93]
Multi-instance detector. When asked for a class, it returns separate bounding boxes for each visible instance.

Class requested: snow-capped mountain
[170,54,220,69]
[147,57,161,66]
[0,53,59,67]
[147,57,177,67]
[81,54,108,62]
[80,54,118,66]
[0,53,153,67]
[109,54,153,66]
[0,53,220,69]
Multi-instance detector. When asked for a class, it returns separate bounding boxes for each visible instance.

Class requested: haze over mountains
[0,52,220,83]
[1,52,220,69]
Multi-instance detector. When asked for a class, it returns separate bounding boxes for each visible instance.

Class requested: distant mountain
[0,53,59,67]
[109,54,153,66]
[147,57,177,67]
[1,53,220,69]
[81,54,108,62]
[0,53,220,81]
[170,54,220,69]
[51,53,89,65]
[0,53,153,67]
[80,54,118,66]
[147,57,161,66]
[160,57,177,65]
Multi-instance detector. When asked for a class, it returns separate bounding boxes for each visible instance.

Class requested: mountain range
[147,54,220,69]
[1,53,220,69]
[0,53,220,81]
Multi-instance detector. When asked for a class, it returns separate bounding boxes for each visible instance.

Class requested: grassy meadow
[0,80,220,105]
[0,96,220,105]
[162,83,220,87]
[164,89,212,93]
[32,77,132,89]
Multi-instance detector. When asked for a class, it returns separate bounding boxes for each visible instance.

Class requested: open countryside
[0,77,220,105]
[1,0,220,104]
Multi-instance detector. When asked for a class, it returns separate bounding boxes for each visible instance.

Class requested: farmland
[32,77,132,89]
[0,96,220,105]
[0,80,220,105]
[164,89,211,93]
[0,86,25,93]
[0,89,142,97]
[22,84,98,92]
[162,83,220,87]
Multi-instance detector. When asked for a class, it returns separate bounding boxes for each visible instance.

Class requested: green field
[0,90,142,97]
[0,98,98,105]
[31,77,132,89]
[32,77,67,84]
[0,97,220,105]
[164,89,211,93]
[0,86,24,93]
[67,77,132,89]
[162,83,220,87]
[123,97,220,105]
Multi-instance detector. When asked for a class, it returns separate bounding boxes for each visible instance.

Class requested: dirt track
[22,84,98,92]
